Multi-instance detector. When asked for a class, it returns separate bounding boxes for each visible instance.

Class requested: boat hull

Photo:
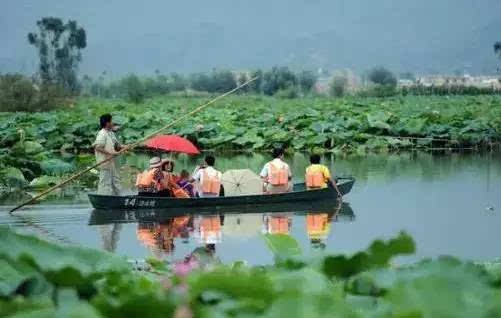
[88,178,355,210]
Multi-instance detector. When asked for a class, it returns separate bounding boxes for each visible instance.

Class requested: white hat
[149,157,162,168]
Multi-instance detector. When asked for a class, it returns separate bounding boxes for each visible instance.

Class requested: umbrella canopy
[221,169,263,196]
[145,135,200,155]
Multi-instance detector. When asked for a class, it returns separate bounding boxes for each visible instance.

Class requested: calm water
[1,151,500,265]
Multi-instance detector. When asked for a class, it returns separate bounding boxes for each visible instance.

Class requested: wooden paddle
[9,77,258,213]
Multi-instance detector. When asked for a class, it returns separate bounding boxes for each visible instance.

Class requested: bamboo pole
[9,77,258,213]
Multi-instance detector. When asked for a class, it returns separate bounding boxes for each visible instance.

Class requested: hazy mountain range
[1,0,500,76]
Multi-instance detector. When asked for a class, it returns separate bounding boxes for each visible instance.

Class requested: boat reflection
[89,201,355,257]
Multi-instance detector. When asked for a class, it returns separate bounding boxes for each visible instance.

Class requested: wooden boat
[88,177,355,210]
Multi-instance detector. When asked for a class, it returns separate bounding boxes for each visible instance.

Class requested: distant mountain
[2,0,500,76]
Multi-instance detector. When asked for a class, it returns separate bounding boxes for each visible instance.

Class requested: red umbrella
[145,135,200,155]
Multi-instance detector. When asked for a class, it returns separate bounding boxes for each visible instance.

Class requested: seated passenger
[162,160,180,184]
[192,155,222,198]
[260,147,292,194]
[305,154,341,196]
[177,169,195,197]
[136,157,169,196]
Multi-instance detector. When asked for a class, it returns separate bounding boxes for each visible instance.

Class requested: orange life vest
[201,169,221,194]
[172,188,190,198]
[136,169,158,189]
[305,170,324,188]
[268,162,289,186]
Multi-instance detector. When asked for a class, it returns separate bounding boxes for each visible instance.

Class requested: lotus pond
[2,95,501,317]
[1,151,501,317]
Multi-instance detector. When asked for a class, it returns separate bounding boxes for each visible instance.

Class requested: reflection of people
[136,216,194,256]
[136,223,175,254]
[306,213,331,249]
[262,214,292,235]
[305,154,341,196]
[186,244,221,269]
[94,114,123,195]
[260,148,292,194]
[98,223,122,252]
[192,155,222,198]
[196,215,222,244]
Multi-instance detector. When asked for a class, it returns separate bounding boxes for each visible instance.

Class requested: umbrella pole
[9,77,258,214]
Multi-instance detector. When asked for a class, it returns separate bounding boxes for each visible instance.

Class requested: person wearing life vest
[161,160,190,198]
[192,155,222,198]
[260,147,292,194]
[136,157,169,196]
[305,154,342,197]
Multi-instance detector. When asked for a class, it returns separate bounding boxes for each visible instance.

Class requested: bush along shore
[1,95,501,193]
[1,226,501,317]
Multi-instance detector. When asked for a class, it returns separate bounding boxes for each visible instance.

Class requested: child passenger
[177,169,195,197]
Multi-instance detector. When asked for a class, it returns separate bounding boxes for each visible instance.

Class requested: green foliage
[190,70,237,93]
[274,86,299,99]
[0,74,64,112]
[323,232,415,279]
[330,74,348,97]
[249,69,264,94]
[120,74,144,104]
[28,17,86,94]
[262,234,302,261]
[1,95,501,185]
[298,70,317,93]
[262,66,297,96]
[2,226,501,317]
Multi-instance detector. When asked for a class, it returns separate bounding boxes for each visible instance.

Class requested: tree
[494,42,501,58]
[329,74,348,97]
[298,70,317,93]
[121,74,145,104]
[262,66,297,96]
[27,17,86,94]
[189,70,236,93]
[169,73,187,91]
[210,70,237,93]
[190,73,212,92]
[248,69,263,94]
[237,72,250,94]
[368,67,397,88]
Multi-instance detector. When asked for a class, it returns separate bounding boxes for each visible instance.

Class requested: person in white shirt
[192,155,222,198]
[93,114,124,195]
[260,148,292,194]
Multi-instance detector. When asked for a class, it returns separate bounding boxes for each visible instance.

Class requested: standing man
[260,147,292,194]
[94,114,123,195]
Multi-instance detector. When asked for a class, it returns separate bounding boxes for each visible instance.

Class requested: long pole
[10,77,258,213]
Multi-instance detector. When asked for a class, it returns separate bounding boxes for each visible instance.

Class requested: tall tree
[368,67,397,88]
[28,17,86,93]
[298,70,317,93]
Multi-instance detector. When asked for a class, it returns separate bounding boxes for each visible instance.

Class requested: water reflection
[89,202,354,260]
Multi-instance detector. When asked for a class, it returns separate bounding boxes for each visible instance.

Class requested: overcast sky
[2,0,500,76]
